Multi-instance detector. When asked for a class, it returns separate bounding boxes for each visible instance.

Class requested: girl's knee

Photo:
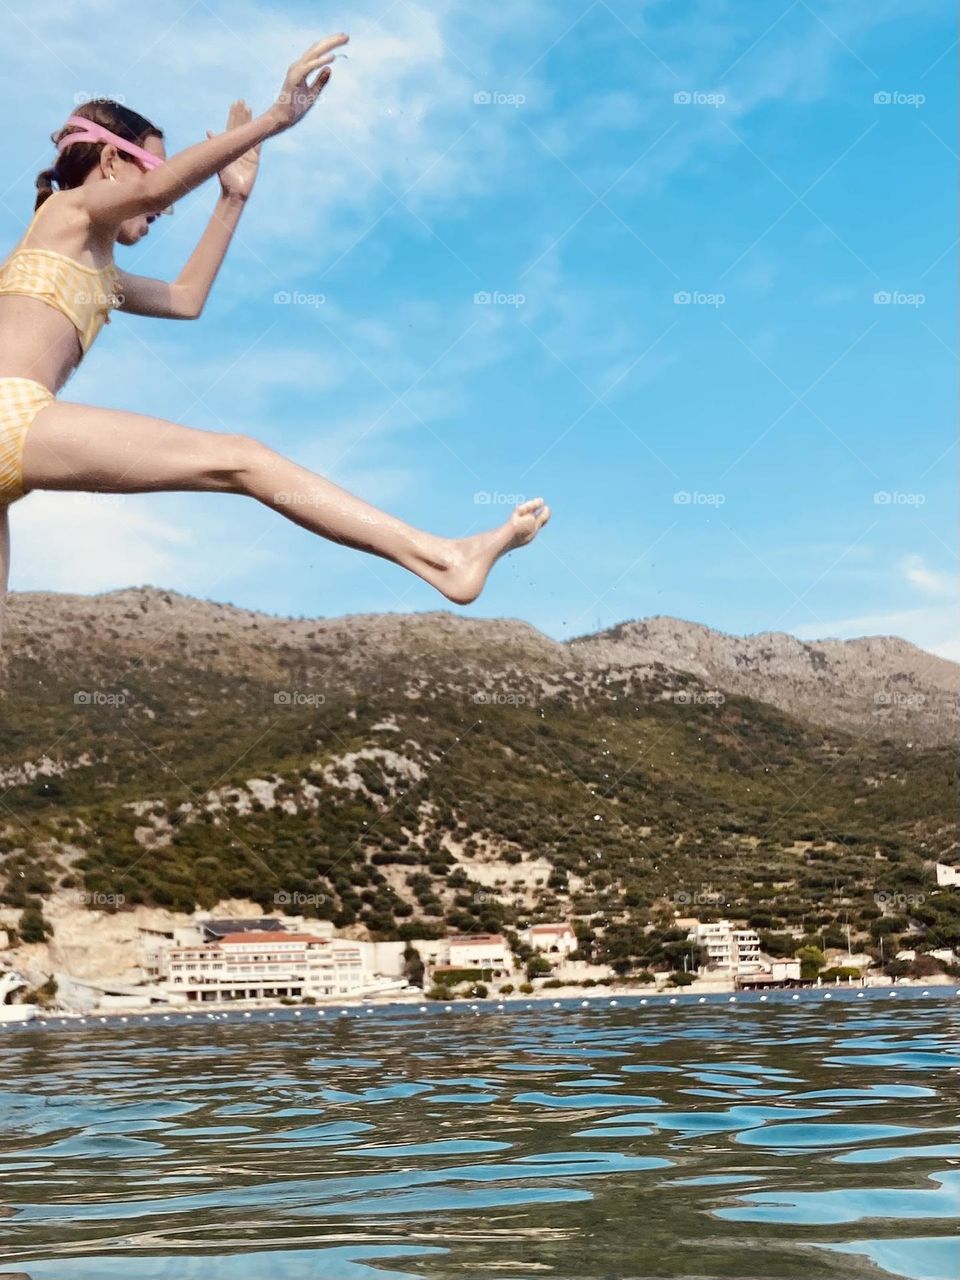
[204,432,266,491]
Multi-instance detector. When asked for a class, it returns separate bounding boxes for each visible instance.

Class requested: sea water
[1,989,958,1280]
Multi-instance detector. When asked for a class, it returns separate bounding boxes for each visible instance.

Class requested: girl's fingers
[303,52,340,73]
[304,33,349,57]
[289,34,348,77]
[305,66,332,98]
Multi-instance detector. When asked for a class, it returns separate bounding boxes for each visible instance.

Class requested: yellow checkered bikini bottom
[0,377,53,505]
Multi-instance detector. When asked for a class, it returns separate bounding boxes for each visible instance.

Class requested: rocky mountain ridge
[4,586,956,744]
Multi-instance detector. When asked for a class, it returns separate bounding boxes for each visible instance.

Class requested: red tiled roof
[449,934,504,945]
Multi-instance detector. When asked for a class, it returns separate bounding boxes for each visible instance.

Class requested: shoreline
[4,979,957,1032]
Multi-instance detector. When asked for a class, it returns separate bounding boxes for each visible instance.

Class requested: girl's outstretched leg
[19,402,550,604]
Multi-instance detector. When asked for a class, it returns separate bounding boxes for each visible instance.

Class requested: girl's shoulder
[19,191,96,254]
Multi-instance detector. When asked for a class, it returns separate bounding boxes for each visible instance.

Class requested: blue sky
[2,0,956,656]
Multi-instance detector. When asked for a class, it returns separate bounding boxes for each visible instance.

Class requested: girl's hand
[210,101,261,200]
[269,34,349,134]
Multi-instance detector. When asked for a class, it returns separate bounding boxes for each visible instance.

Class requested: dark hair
[35,98,163,210]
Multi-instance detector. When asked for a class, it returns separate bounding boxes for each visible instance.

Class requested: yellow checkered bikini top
[0,206,122,354]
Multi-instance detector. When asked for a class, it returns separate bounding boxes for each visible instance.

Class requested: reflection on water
[0,990,958,1280]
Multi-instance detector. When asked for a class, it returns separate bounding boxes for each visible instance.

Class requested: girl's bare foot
[425,498,551,605]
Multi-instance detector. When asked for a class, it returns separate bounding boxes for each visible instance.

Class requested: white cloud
[8,491,193,593]
[795,602,958,660]
[791,553,957,657]
[900,553,955,598]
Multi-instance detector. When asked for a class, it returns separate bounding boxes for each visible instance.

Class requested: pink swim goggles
[56,116,164,170]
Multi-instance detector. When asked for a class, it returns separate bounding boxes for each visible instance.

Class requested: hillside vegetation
[1,588,956,975]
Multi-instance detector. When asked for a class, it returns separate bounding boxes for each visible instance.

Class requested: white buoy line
[2,987,954,1033]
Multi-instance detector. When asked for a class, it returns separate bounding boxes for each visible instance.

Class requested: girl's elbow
[170,285,203,320]
[142,175,184,216]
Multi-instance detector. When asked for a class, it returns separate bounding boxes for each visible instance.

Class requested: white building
[430,934,511,983]
[691,921,763,974]
[448,934,510,969]
[737,958,802,989]
[523,923,578,957]
[160,932,367,1004]
[0,970,27,1002]
[897,946,958,966]
[0,971,35,1024]
[935,863,960,887]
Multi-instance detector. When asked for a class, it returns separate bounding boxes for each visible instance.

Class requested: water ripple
[1,990,957,1279]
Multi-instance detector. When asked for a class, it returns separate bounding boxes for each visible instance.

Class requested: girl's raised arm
[80,34,348,227]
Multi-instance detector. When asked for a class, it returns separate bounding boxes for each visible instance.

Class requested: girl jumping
[0,34,549,623]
